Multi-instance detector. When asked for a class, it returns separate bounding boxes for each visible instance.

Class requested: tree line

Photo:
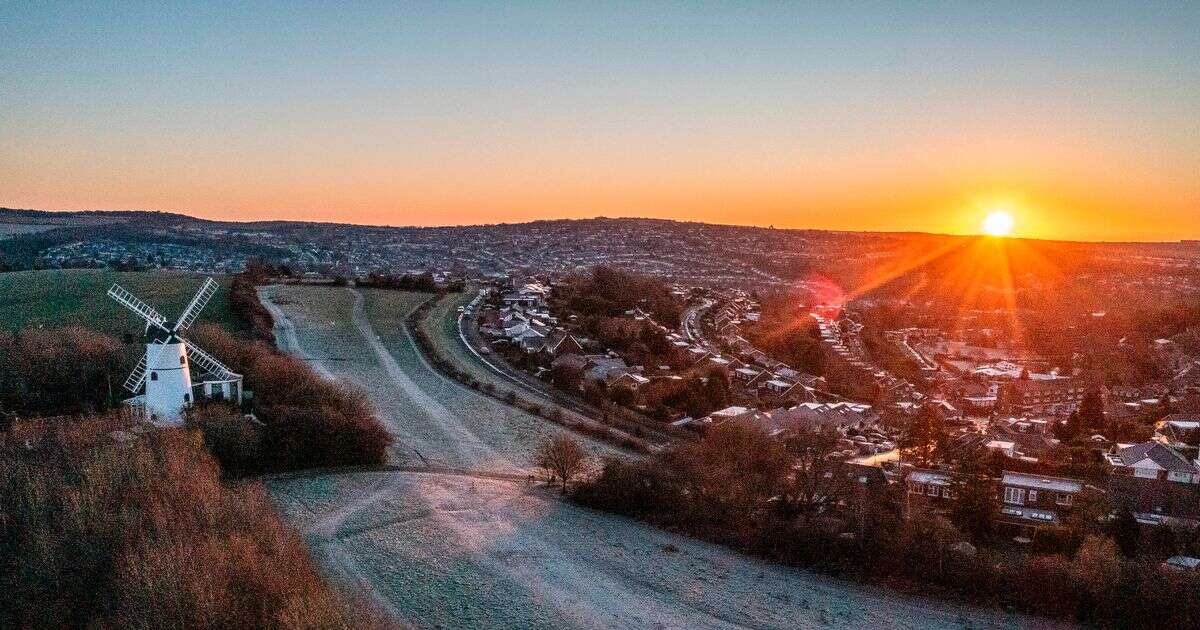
[572,422,1200,628]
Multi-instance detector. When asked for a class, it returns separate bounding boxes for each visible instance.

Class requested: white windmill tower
[108,278,242,426]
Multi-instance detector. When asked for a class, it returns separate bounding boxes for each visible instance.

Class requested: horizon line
[3,205,1197,246]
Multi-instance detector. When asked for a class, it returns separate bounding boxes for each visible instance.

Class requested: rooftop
[1000,471,1083,493]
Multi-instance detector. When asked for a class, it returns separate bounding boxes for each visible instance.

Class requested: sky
[2,2,1198,241]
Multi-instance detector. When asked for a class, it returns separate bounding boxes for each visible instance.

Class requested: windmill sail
[123,341,172,393]
[123,354,150,393]
[108,283,170,331]
[173,277,218,331]
[107,277,242,425]
[183,339,238,381]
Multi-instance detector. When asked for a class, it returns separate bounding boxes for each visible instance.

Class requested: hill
[0,269,236,337]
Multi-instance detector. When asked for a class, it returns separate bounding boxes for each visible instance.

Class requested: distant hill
[2,207,1197,309]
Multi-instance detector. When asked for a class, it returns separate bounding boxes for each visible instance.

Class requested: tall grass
[0,413,399,629]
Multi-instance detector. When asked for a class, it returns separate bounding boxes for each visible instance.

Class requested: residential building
[998,471,1084,527]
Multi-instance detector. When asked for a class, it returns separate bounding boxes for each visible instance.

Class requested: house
[694,405,757,429]
[768,401,878,431]
[501,311,531,336]
[1104,440,1200,525]
[733,366,761,382]
[762,379,794,395]
[1105,441,1200,484]
[997,378,1093,416]
[986,418,1059,460]
[906,469,955,507]
[997,471,1084,527]
[539,332,585,358]
[772,382,819,406]
[1158,416,1200,453]
[608,371,650,391]
[501,291,540,308]
[581,356,630,385]
[834,461,890,491]
[985,440,1016,458]
[1108,473,1200,527]
[512,321,551,353]
[1163,556,1200,571]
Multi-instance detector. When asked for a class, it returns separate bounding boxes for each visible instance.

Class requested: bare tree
[536,435,589,493]
[780,425,841,522]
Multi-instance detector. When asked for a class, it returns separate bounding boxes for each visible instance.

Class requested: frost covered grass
[270,471,1049,630]
[261,285,1060,630]
[262,285,620,471]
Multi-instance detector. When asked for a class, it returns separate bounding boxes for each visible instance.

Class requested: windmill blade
[124,341,171,393]
[182,339,238,381]
[173,277,218,331]
[108,283,170,332]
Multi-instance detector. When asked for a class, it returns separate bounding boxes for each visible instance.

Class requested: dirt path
[304,476,406,620]
[260,286,336,380]
[346,287,500,467]
[264,285,1072,630]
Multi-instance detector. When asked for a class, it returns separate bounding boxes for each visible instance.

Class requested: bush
[0,327,129,416]
[229,272,276,344]
[189,403,262,476]
[572,422,1200,628]
[0,414,397,630]
[187,325,392,473]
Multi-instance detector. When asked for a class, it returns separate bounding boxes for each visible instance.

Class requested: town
[469,264,1200,552]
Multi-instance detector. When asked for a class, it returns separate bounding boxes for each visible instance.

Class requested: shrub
[0,327,129,415]
[189,403,262,477]
[0,414,398,630]
[187,325,392,474]
[229,272,276,344]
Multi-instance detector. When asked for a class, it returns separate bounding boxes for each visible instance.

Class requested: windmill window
[183,393,190,403]
[180,355,187,365]
[150,372,158,381]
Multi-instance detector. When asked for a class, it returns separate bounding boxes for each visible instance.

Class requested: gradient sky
[2,2,1198,240]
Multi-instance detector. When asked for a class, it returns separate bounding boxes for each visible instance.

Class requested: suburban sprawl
[4,206,1200,628]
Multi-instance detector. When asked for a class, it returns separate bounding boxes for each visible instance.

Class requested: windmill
[108,278,243,426]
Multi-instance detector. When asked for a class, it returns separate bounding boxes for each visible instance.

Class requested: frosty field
[261,284,1068,630]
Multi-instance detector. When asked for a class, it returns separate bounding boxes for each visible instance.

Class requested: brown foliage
[0,414,399,630]
[573,421,1200,628]
[0,326,129,416]
[229,272,276,344]
[187,324,393,473]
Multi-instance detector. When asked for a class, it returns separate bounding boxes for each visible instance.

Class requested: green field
[0,269,236,336]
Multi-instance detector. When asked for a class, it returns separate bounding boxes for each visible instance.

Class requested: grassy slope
[0,269,236,336]
[357,287,623,465]
[415,288,509,388]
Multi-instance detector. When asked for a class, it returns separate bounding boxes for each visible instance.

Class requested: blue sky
[2,2,1197,239]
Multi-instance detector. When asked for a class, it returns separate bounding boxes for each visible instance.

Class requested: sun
[982,210,1015,237]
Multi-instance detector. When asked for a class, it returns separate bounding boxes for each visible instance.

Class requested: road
[681,299,713,344]
[261,284,1071,630]
[448,291,678,446]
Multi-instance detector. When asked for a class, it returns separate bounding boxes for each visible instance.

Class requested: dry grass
[0,413,401,630]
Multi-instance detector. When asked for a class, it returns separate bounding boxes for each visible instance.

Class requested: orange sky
[2,4,1198,242]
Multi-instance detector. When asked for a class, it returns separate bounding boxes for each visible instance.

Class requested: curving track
[260,284,1070,630]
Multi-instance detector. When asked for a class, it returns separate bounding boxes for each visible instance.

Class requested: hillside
[3,207,1197,305]
[0,269,236,336]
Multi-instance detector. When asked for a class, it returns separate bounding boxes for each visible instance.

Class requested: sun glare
[982,210,1015,237]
